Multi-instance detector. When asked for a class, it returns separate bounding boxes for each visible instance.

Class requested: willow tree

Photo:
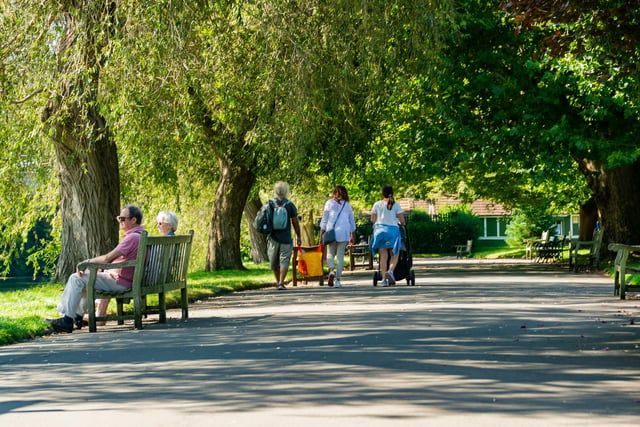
[106,0,454,270]
[1,1,121,280]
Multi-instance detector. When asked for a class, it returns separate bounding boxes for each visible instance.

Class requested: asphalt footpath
[1,258,639,427]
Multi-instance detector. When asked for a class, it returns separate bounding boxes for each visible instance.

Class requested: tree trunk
[576,158,640,251]
[41,5,120,282]
[50,121,120,283]
[206,158,256,270]
[578,199,598,240]
[244,198,268,263]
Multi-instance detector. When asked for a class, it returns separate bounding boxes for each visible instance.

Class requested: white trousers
[57,271,128,318]
[325,241,348,279]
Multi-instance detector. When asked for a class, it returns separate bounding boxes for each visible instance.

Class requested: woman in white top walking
[320,185,356,288]
[370,185,405,286]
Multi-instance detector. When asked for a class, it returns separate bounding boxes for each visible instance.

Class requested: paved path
[1,258,639,426]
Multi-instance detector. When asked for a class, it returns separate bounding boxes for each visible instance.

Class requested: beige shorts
[267,238,293,270]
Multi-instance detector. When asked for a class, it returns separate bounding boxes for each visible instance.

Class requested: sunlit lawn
[2,249,631,347]
[0,264,276,346]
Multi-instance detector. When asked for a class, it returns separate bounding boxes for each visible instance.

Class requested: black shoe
[74,314,86,330]
[48,316,74,333]
[277,284,286,290]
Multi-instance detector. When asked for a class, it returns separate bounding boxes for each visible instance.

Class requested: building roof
[398,196,511,217]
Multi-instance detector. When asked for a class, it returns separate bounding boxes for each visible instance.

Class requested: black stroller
[373,225,415,286]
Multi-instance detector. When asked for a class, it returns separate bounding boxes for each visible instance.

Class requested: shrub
[355,207,481,254]
[505,207,555,246]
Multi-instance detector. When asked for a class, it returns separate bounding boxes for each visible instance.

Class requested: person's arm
[77,248,124,276]
[319,200,330,231]
[397,212,405,226]
[319,201,330,243]
[291,216,302,246]
[348,205,356,245]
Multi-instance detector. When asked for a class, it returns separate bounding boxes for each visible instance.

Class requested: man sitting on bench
[47,205,145,333]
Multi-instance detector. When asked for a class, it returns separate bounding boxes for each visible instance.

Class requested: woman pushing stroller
[370,185,405,287]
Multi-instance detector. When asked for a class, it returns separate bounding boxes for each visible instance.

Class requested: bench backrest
[609,243,630,271]
[131,230,194,292]
[608,243,640,270]
[591,228,604,259]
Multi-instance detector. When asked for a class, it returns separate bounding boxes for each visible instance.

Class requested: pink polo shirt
[112,226,145,288]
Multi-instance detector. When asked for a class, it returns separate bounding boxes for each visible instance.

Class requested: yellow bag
[297,246,323,277]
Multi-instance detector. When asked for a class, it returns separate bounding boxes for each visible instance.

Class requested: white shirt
[320,199,356,242]
[371,200,403,226]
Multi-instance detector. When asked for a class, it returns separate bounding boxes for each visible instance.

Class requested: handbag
[322,201,345,245]
[322,229,336,245]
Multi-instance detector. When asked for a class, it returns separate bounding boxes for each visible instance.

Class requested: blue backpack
[255,199,290,234]
[271,199,290,231]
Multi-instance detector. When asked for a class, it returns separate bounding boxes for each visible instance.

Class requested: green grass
[2,249,632,346]
[417,240,528,259]
[0,264,277,346]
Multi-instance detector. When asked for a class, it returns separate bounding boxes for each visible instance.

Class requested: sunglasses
[116,216,132,222]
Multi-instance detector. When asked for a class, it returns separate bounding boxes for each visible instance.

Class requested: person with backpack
[266,181,301,290]
[319,185,356,288]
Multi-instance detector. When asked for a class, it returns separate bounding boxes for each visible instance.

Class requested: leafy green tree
[106,0,456,270]
[505,206,555,246]
[1,1,121,280]
[498,0,640,244]
[369,0,640,247]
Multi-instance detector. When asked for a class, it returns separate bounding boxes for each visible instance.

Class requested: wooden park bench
[348,242,374,271]
[78,230,194,332]
[524,231,549,261]
[607,243,640,300]
[534,235,567,263]
[568,228,603,272]
[455,240,473,259]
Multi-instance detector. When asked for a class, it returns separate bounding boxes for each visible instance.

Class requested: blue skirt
[370,224,401,255]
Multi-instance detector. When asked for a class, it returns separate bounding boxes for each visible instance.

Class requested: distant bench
[607,243,640,300]
[78,230,194,332]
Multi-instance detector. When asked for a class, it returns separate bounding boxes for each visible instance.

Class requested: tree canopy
[1,0,640,278]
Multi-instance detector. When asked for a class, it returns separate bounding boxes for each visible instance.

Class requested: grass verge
[0,264,276,346]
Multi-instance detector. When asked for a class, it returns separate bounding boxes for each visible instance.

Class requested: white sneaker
[381,279,389,287]
[387,270,396,285]
[334,280,342,288]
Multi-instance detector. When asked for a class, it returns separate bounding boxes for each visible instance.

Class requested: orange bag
[297,246,323,277]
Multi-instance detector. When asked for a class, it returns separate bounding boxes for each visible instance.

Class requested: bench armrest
[571,240,594,250]
[77,259,138,271]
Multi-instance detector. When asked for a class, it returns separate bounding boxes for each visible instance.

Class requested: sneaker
[387,270,396,285]
[48,316,74,333]
[334,280,342,288]
[277,284,286,290]
[381,279,389,287]
[328,272,335,287]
